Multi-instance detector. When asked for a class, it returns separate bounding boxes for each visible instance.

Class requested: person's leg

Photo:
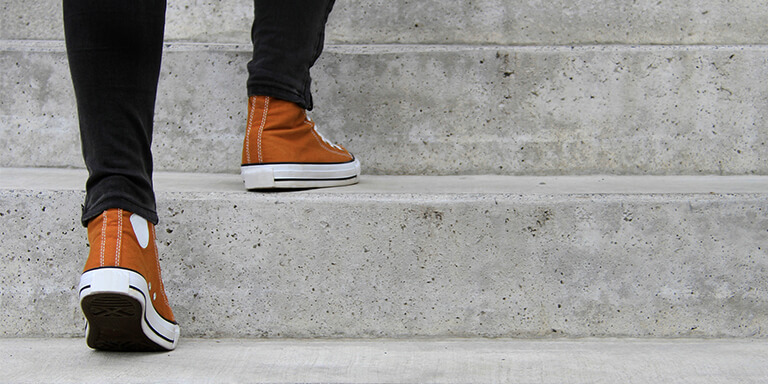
[247,0,336,110]
[64,0,165,226]
[64,0,179,351]
[241,0,361,189]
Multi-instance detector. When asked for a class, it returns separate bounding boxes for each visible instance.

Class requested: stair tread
[3,338,768,383]
[2,168,767,195]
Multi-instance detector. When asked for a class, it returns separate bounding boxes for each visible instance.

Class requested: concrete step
[3,0,768,45]
[3,41,767,175]
[2,338,768,383]
[2,168,767,339]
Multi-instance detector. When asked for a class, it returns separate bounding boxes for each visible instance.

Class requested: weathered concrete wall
[3,43,766,175]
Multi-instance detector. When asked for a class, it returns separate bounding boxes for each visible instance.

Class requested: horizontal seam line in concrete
[5,188,767,202]
[6,191,767,205]
[4,336,768,343]
[2,178,767,204]
[154,194,768,208]
[3,168,768,194]
[4,40,768,53]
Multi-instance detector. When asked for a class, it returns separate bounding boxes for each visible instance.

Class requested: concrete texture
[3,0,768,45]
[1,169,767,339]
[3,168,768,195]
[3,338,768,383]
[2,42,767,175]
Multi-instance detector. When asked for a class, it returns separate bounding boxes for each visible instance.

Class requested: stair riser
[2,44,767,175]
[3,0,767,45]
[2,189,766,338]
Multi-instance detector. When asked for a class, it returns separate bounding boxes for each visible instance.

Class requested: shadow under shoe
[78,208,180,351]
[241,95,361,189]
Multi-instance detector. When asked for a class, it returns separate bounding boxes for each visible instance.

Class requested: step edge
[2,167,767,195]
[4,39,768,53]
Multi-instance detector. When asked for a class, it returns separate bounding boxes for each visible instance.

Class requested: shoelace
[307,116,344,151]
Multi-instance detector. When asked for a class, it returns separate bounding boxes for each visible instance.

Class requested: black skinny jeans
[63,0,336,225]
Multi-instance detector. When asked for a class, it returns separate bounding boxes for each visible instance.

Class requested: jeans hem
[82,198,159,227]
[247,84,311,110]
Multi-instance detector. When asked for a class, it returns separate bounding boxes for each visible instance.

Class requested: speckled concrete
[3,0,768,45]
[4,168,768,195]
[3,0,768,339]
[3,338,768,383]
[327,0,768,45]
[1,170,766,338]
[2,42,767,175]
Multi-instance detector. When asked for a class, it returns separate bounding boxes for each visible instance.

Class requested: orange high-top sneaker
[78,208,180,351]
[241,95,361,189]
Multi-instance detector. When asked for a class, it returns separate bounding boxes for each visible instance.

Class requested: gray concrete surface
[3,168,768,194]
[3,0,768,45]
[2,338,768,383]
[3,42,767,175]
[2,169,767,338]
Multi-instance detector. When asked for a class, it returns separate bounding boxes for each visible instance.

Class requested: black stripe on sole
[274,175,359,182]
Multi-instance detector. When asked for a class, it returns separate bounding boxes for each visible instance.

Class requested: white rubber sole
[241,158,361,189]
[79,268,180,351]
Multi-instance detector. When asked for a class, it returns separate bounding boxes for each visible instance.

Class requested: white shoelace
[307,116,344,151]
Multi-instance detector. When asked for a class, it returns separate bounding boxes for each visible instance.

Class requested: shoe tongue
[129,213,150,249]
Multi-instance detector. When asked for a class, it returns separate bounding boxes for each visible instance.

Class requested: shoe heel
[79,268,178,352]
[87,268,131,294]
[81,292,168,352]
[242,165,276,189]
[84,294,138,319]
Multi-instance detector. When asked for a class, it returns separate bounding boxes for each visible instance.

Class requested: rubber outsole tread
[81,293,168,352]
